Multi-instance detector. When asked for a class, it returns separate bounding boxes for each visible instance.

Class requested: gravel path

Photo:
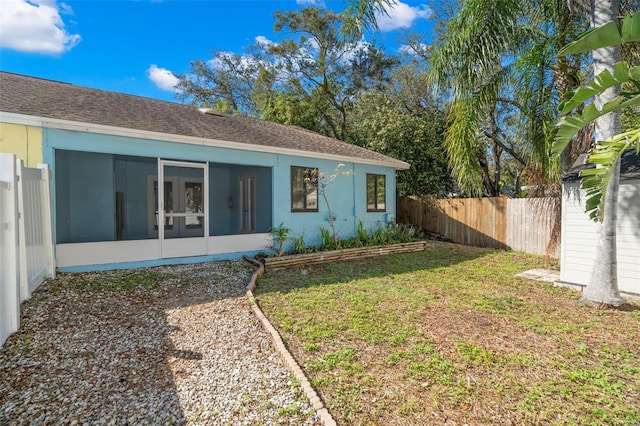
[0,261,320,425]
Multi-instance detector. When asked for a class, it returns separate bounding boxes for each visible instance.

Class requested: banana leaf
[551,64,640,157]
[558,12,639,56]
[579,130,640,221]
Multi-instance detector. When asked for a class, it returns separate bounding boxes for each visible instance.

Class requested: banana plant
[552,11,640,222]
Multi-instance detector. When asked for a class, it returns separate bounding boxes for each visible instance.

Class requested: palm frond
[444,98,485,196]
[340,0,394,39]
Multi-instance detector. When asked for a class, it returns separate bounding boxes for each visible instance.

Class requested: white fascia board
[0,112,410,170]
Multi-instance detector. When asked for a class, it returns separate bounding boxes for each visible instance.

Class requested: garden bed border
[263,240,427,271]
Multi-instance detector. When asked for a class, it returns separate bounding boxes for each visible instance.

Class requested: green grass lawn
[253,241,640,426]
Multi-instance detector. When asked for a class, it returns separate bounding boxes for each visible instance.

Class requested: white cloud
[375,1,433,32]
[296,0,325,5]
[399,42,429,55]
[255,35,275,47]
[0,0,81,54]
[147,65,180,92]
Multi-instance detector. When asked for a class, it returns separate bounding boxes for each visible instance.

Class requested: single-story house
[0,72,409,272]
[559,149,640,299]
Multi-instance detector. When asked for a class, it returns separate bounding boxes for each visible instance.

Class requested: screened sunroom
[54,149,272,269]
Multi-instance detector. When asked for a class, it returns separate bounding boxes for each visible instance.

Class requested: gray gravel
[0,261,320,425]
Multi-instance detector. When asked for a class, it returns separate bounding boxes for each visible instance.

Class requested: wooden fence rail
[397,196,560,257]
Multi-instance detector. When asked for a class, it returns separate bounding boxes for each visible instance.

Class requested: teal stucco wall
[44,128,397,255]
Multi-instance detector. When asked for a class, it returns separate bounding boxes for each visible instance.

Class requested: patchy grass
[254,241,640,426]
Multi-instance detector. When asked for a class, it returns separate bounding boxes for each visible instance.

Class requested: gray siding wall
[561,180,640,296]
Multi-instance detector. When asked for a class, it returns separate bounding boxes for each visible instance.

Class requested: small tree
[317,164,353,248]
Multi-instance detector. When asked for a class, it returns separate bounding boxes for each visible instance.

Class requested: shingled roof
[563,149,640,183]
[0,72,409,169]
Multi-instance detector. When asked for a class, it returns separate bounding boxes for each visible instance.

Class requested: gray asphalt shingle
[0,72,409,169]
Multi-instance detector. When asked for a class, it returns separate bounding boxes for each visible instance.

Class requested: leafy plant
[292,232,311,254]
[356,220,368,244]
[385,222,417,244]
[269,222,291,256]
[319,226,335,251]
[341,236,363,249]
[370,225,387,245]
[557,12,640,56]
[579,131,639,220]
[11,333,35,354]
[552,12,640,221]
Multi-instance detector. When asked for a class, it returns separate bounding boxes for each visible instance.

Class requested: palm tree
[343,0,591,196]
[582,0,625,305]
[427,0,591,196]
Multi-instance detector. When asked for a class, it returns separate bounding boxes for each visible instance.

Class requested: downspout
[352,162,357,233]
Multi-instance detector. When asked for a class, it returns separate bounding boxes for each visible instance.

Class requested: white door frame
[158,159,209,258]
[239,175,256,233]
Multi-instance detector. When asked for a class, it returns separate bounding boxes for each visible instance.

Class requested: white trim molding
[55,233,272,269]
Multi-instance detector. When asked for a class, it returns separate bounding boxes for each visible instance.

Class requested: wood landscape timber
[263,241,427,270]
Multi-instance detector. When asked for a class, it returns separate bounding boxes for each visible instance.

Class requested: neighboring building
[0,72,409,272]
[559,150,640,298]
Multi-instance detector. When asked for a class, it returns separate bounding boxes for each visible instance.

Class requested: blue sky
[0,0,436,103]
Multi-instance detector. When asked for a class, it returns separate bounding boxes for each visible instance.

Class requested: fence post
[37,163,56,279]
[17,158,29,301]
[495,197,508,249]
[0,153,21,346]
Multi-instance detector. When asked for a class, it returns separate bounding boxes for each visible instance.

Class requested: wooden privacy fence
[1,153,55,347]
[397,196,560,257]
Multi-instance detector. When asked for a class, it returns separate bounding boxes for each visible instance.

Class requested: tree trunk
[582,0,625,306]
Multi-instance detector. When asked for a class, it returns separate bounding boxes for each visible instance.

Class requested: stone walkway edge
[243,256,337,426]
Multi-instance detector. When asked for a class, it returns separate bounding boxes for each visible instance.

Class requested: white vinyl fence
[1,153,55,347]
